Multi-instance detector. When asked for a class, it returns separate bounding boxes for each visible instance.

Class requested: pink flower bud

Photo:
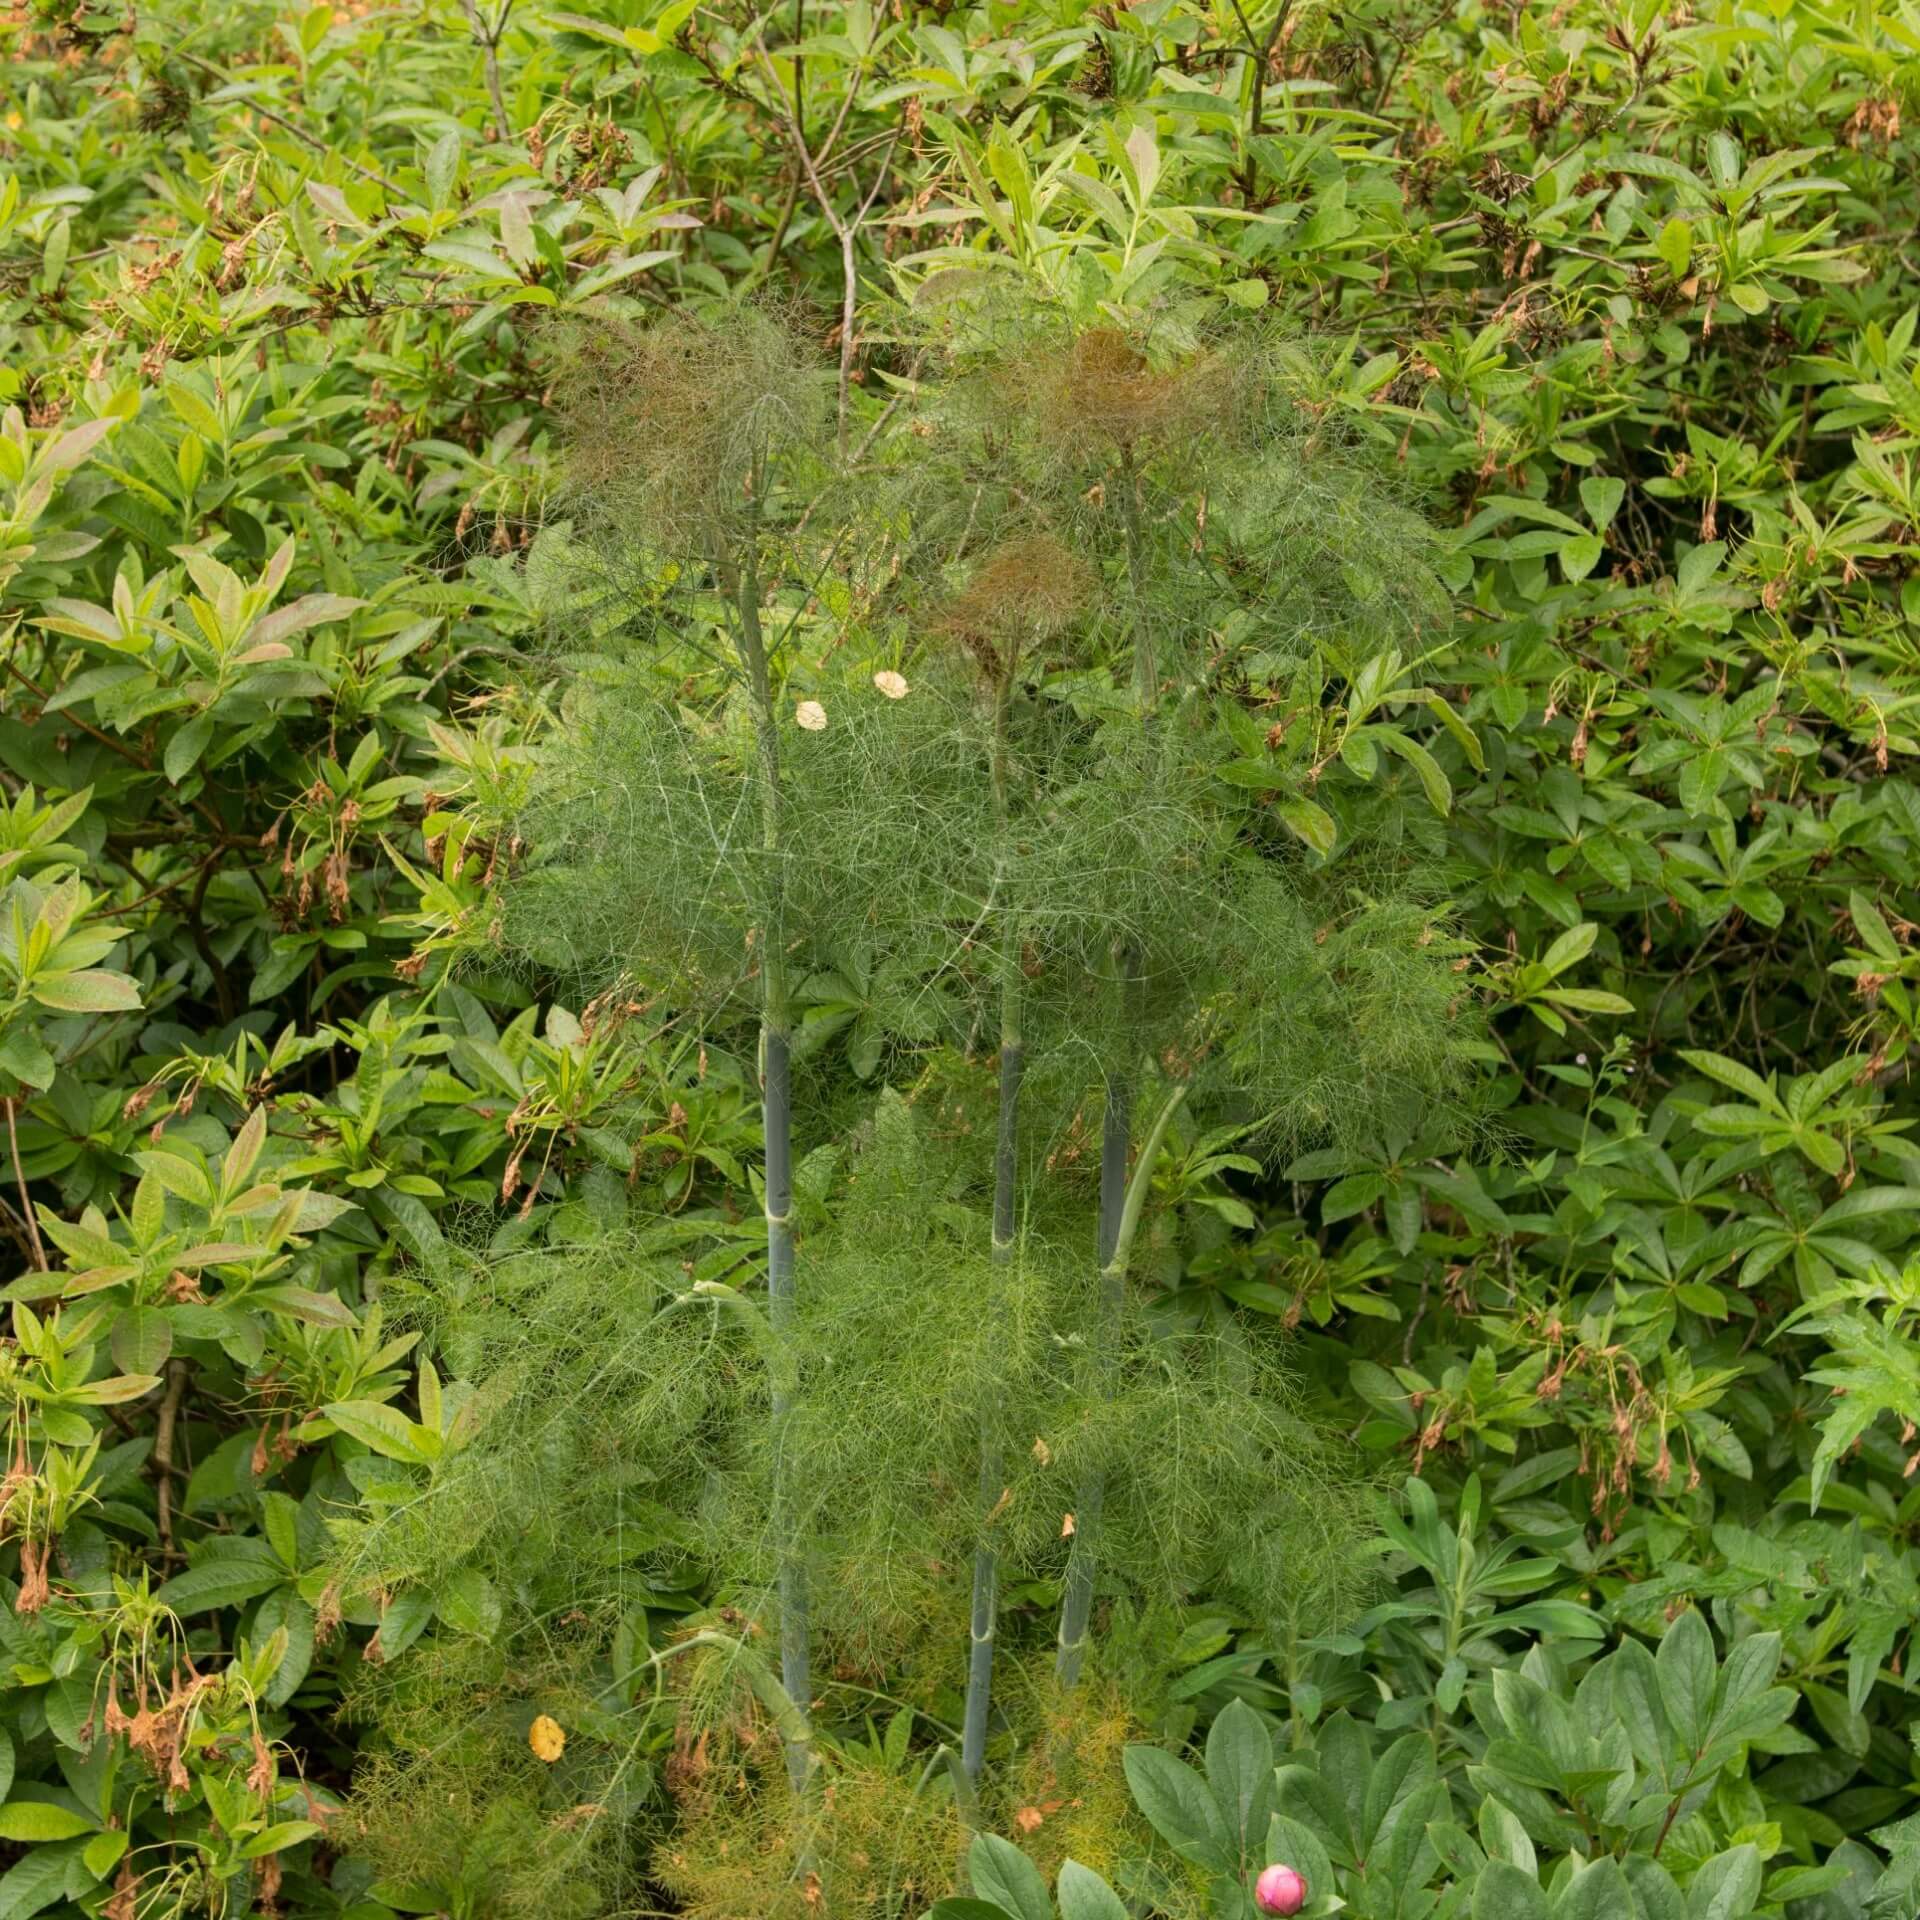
[1255,1863,1307,1916]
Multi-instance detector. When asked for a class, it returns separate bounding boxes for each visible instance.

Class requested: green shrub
[2,0,1919,1912]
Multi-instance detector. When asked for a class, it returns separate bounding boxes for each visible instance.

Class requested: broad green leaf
[0,1803,94,1842]
[1656,1608,1717,1751]
[1655,217,1692,278]
[1123,1744,1231,1866]
[1277,796,1337,855]
[424,129,461,210]
[324,1398,428,1463]
[1686,1844,1762,1920]
[153,1554,290,1617]
[0,1837,87,1919]
[1847,890,1900,961]
[1473,1859,1549,1920]
[81,1828,126,1878]
[1123,124,1160,206]
[1477,1796,1535,1873]
[967,1834,1051,1920]
[1264,1814,1335,1912]
[436,1568,502,1639]
[1205,1697,1274,1862]
[1559,531,1604,581]
[253,1590,316,1707]
[68,1371,160,1405]
[1056,1860,1129,1920]
[1677,1050,1781,1113]
[1374,726,1453,814]
[1580,477,1626,530]
[0,1028,57,1091]
[163,713,213,784]
[1545,988,1635,1015]
[1540,923,1599,977]
[1711,1632,1782,1726]
[110,1306,171,1375]
[134,1150,214,1206]
[1623,1857,1687,1920]
[1558,1857,1632,1920]
[28,968,140,1014]
[238,1822,322,1858]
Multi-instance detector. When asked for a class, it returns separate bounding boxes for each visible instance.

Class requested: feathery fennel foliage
[882,302,1474,1717]
[324,1239,737,1916]
[536,301,851,1792]
[331,303,1481,1905]
[325,1093,1361,1910]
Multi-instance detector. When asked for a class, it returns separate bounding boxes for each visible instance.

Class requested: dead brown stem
[3,1099,46,1272]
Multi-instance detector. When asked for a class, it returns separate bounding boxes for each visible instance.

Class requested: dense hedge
[1,0,1918,1915]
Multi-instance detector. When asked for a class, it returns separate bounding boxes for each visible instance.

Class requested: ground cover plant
[2,0,1920,1915]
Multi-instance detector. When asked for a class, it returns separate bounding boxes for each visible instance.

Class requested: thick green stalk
[1054,1082,1188,1688]
[963,673,1022,1784]
[1055,447,1165,1689]
[1116,445,1157,721]
[960,966,1021,1780]
[731,547,813,1796]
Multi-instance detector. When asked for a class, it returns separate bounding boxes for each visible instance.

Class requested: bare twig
[752,127,902,286]
[173,48,407,198]
[829,138,900,459]
[3,1099,46,1272]
[1367,0,1454,113]
[756,168,806,278]
[1227,0,1295,198]
[799,123,899,459]
[458,0,515,141]
[790,0,806,151]
[2,658,151,770]
[185,849,235,1026]
[152,1359,192,1561]
[0,1191,39,1268]
[848,368,915,468]
[755,36,898,457]
[110,842,228,918]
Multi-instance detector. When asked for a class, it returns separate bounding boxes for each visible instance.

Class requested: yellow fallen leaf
[529,1714,566,1763]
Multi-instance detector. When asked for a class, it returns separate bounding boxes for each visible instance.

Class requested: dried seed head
[1020,327,1221,451]
[795,699,829,732]
[547,304,826,557]
[939,533,1097,678]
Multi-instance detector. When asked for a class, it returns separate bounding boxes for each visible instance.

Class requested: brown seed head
[939,533,1096,677]
[547,305,824,557]
[1021,327,1221,452]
